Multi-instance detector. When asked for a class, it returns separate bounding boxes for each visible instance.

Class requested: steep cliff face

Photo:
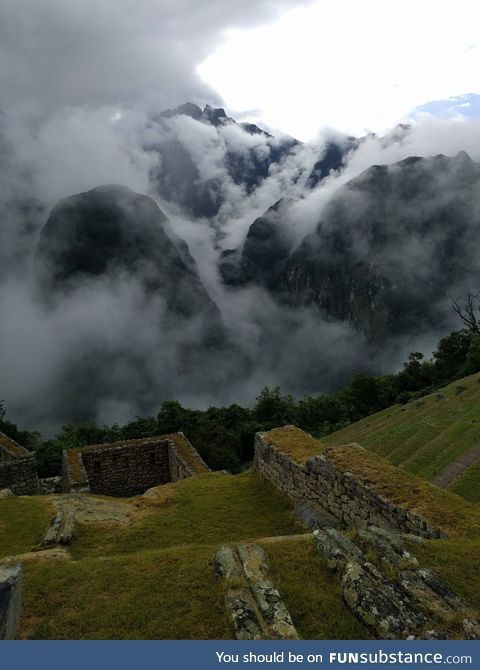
[35,185,220,323]
[147,103,353,221]
[279,152,480,340]
[221,152,480,342]
[219,199,294,287]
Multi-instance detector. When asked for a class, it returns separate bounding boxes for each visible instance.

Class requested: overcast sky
[198,0,480,139]
[0,0,311,118]
[2,0,479,140]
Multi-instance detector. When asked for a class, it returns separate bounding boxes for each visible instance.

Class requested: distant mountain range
[35,118,480,347]
[221,150,480,341]
[14,103,480,426]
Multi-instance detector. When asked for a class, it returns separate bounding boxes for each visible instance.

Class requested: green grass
[6,468,479,639]
[9,471,372,640]
[7,471,345,640]
[0,496,53,558]
[71,471,304,559]
[450,460,480,502]
[20,537,372,641]
[407,537,480,613]
[264,426,325,462]
[20,544,230,639]
[323,372,480,502]
[260,536,370,639]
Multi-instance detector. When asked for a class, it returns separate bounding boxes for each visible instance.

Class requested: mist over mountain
[223,151,480,342]
[35,184,220,325]
[146,102,344,221]
[279,151,480,341]
[2,96,480,433]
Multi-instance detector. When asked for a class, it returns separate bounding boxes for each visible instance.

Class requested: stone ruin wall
[80,440,171,496]
[253,432,442,539]
[62,434,210,496]
[169,441,200,482]
[0,432,39,495]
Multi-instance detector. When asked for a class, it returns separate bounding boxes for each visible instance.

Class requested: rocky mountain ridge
[147,102,350,219]
[221,151,480,341]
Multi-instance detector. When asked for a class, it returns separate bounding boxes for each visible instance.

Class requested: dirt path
[432,444,480,488]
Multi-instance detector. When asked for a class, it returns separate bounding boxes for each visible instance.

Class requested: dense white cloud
[198,0,480,139]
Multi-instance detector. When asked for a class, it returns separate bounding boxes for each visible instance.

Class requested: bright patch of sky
[198,0,480,140]
[412,94,480,121]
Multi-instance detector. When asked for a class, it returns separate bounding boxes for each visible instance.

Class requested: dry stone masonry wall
[253,427,479,640]
[0,432,39,495]
[62,433,209,496]
[169,437,210,482]
[254,431,442,539]
[81,441,171,496]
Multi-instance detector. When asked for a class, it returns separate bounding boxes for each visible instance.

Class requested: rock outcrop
[0,565,22,640]
[219,199,294,287]
[214,542,298,640]
[33,186,232,425]
[314,526,480,640]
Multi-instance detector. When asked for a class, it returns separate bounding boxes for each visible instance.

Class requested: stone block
[237,543,269,582]
[225,590,263,640]
[251,580,298,640]
[213,545,242,579]
[295,499,340,531]
[0,565,22,640]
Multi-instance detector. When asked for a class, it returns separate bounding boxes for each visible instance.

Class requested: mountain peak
[456,149,472,162]
[158,102,203,121]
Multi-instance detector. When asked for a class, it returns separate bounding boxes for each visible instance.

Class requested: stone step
[40,509,76,547]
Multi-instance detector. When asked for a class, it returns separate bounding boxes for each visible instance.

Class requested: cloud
[257,116,480,252]
[0,0,312,115]
[0,257,369,434]
[0,101,372,434]
[198,0,480,139]
[5,107,155,207]
[2,1,480,438]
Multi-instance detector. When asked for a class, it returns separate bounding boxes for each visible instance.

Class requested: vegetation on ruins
[0,472,369,639]
[1,465,480,640]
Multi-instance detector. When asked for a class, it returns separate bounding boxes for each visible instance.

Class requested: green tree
[432,330,472,384]
[253,387,296,427]
[157,400,192,434]
[462,334,480,376]
[398,352,434,392]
